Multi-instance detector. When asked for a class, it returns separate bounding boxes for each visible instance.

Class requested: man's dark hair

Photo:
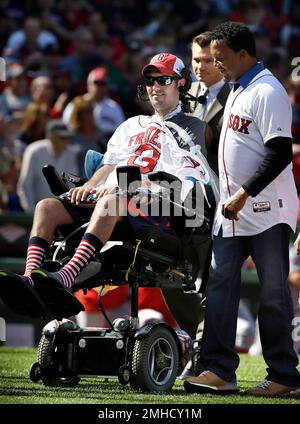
[211,22,256,57]
[191,31,213,49]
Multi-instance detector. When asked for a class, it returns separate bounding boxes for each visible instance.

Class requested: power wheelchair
[26,157,213,392]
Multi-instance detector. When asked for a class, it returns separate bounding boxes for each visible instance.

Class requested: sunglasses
[144,75,179,87]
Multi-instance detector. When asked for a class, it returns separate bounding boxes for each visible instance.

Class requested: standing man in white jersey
[0,53,216,320]
[184,22,300,397]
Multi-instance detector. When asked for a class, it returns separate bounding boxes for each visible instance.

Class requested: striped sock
[24,237,49,284]
[58,233,103,288]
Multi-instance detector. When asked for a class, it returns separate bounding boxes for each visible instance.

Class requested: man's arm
[68,164,115,204]
[222,136,292,220]
[87,164,115,187]
[242,136,292,196]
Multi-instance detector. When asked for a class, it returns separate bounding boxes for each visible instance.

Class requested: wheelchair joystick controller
[59,192,98,207]
[85,193,98,203]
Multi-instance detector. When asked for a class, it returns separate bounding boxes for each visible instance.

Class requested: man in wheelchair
[0,52,218,320]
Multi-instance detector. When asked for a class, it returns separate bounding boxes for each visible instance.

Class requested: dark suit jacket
[188,81,230,175]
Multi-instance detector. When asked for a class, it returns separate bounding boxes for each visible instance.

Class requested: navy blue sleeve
[242,137,293,197]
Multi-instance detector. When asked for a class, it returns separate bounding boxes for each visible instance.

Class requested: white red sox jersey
[103,107,213,201]
[214,68,298,237]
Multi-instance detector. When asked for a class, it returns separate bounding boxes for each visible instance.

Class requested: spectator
[28,75,64,120]
[280,1,300,58]
[17,119,79,213]
[18,102,50,145]
[68,97,106,179]
[3,16,58,64]
[0,114,24,159]
[69,96,106,154]
[0,148,15,211]
[0,64,30,119]
[264,48,289,82]
[252,26,272,61]
[59,26,103,90]
[88,11,125,69]
[63,66,125,146]
[287,77,300,191]
[0,113,23,211]
[230,0,278,41]
[24,44,63,81]
[30,76,54,106]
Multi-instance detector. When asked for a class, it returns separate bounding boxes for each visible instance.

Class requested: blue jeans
[201,223,300,386]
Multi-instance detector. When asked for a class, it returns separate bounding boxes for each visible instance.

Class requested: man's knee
[35,198,59,215]
[34,198,61,214]
[34,198,73,226]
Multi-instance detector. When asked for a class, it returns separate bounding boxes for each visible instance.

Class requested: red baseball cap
[142,53,185,77]
[87,67,109,84]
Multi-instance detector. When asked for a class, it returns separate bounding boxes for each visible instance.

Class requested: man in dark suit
[189,31,230,175]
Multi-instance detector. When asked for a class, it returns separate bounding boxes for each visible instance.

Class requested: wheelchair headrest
[148,171,181,191]
[148,171,181,186]
[116,165,141,195]
[148,171,182,198]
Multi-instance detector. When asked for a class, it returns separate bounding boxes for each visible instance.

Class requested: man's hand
[67,184,118,205]
[294,233,300,256]
[222,187,249,221]
[68,183,97,205]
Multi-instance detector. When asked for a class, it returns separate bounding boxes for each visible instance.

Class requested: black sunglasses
[144,75,179,87]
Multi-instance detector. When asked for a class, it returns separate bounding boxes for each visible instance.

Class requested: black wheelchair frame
[29,164,211,392]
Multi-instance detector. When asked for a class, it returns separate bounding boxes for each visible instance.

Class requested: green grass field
[0,347,299,404]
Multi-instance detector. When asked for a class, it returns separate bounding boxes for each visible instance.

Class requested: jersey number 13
[127,145,160,173]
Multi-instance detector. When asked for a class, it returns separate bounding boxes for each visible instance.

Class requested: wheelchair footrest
[35,285,84,318]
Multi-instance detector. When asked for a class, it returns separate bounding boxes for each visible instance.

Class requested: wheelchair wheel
[130,326,179,392]
[37,335,80,387]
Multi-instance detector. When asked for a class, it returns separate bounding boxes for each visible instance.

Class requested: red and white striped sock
[24,237,49,285]
[58,233,103,288]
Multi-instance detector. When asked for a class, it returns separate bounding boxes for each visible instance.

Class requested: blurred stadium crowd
[0,0,300,211]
